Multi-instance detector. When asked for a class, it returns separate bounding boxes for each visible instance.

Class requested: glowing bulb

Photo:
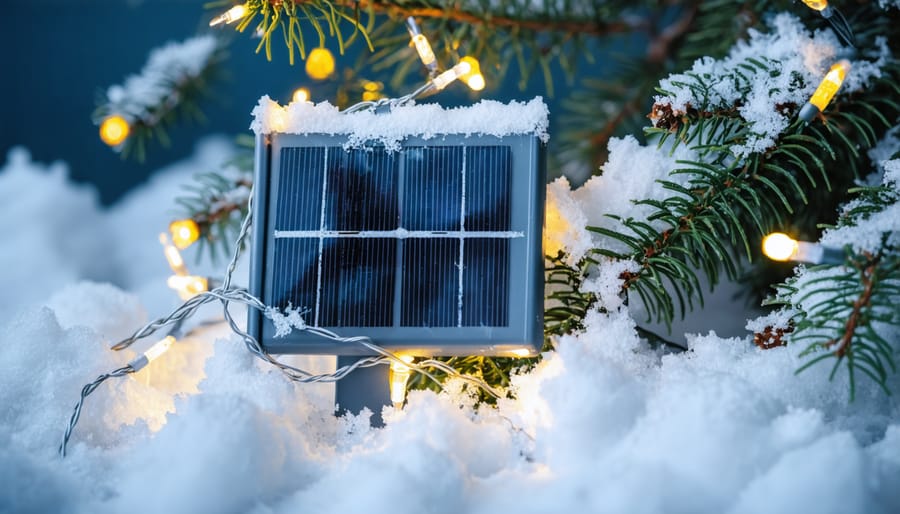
[129,336,175,372]
[762,233,800,262]
[145,336,175,362]
[810,60,849,111]
[167,275,209,301]
[99,115,130,147]
[169,219,200,249]
[406,17,438,73]
[458,56,486,91]
[412,35,436,68]
[801,0,828,11]
[159,233,188,276]
[292,87,310,103]
[305,48,335,81]
[389,355,415,409]
[799,60,850,121]
[209,4,248,27]
[432,61,472,91]
[269,106,288,132]
[510,348,533,358]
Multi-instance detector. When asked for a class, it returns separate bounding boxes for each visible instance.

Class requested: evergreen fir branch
[174,155,254,261]
[216,0,651,64]
[95,35,226,161]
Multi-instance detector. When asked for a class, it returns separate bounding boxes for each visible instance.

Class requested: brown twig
[290,0,649,36]
[827,256,879,358]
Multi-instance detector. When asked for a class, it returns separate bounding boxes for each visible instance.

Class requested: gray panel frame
[248,132,545,357]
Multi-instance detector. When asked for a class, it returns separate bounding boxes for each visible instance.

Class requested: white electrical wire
[61,90,512,453]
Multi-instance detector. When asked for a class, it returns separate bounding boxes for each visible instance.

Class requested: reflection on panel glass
[270,144,514,330]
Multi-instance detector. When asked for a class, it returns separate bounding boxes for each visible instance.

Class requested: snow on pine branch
[545,13,893,267]
[96,35,221,129]
[653,13,890,157]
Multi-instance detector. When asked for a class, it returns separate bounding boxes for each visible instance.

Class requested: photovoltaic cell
[275,147,325,231]
[325,148,398,231]
[400,239,460,327]
[462,238,509,326]
[271,237,319,313]
[402,147,462,231]
[319,238,396,326]
[465,146,511,231]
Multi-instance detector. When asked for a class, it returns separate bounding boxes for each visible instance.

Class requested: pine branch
[95,35,225,161]
[174,154,254,261]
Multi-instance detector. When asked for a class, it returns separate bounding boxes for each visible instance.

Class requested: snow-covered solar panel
[248,99,547,356]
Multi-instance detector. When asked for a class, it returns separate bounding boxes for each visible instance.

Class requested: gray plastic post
[334,356,390,427]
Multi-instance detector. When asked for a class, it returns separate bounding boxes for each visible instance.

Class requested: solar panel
[249,133,545,356]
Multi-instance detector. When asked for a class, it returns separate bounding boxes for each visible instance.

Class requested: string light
[458,56,486,91]
[292,87,310,103]
[169,219,200,249]
[798,60,850,122]
[762,232,843,264]
[762,232,800,261]
[167,275,209,301]
[389,355,415,409]
[209,4,248,27]
[406,17,438,75]
[159,233,188,276]
[361,81,383,102]
[800,0,828,12]
[99,115,130,147]
[305,48,335,81]
[269,105,288,132]
[128,336,175,372]
[509,348,534,358]
[431,61,473,91]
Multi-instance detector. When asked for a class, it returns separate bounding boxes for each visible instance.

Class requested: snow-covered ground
[1,139,898,514]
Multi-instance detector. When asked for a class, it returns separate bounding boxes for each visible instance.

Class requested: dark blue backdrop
[3,0,627,204]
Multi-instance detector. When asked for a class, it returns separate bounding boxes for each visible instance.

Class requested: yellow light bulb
[129,335,176,372]
[305,48,335,81]
[145,336,175,363]
[809,60,850,112]
[269,106,288,133]
[389,355,415,409]
[292,87,310,103]
[167,275,209,301]
[99,115,130,147]
[801,0,828,11]
[411,34,437,68]
[762,233,800,262]
[159,233,188,276]
[432,61,472,90]
[169,219,200,249]
[458,56,486,91]
[209,4,248,27]
[510,348,533,358]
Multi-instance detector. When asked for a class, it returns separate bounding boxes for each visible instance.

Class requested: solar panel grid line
[314,147,329,327]
[457,147,467,327]
[274,230,524,239]
[392,151,406,328]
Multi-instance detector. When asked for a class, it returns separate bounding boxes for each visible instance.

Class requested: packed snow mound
[250,96,550,150]
[2,143,898,513]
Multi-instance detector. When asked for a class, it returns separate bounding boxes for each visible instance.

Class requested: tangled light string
[60,80,506,458]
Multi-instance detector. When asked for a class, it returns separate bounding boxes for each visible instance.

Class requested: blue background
[2,0,622,204]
